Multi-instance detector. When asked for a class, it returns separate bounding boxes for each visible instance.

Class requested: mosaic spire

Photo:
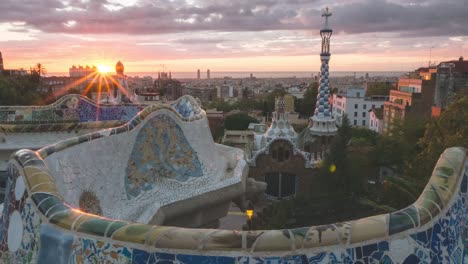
[309,7,337,135]
[314,7,333,118]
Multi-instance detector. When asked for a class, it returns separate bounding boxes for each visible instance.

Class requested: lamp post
[246,202,254,230]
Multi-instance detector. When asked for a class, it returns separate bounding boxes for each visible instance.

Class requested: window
[363,104,367,109]
[264,172,296,199]
[354,104,358,109]
[353,120,357,125]
[357,92,361,97]
[362,120,366,126]
[372,104,375,109]
[362,112,366,118]
[354,112,358,117]
[371,120,374,127]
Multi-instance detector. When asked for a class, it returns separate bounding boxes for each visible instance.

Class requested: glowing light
[329,164,337,173]
[246,209,254,220]
[97,64,111,74]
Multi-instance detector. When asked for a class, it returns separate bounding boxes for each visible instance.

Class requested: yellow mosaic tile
[26,172,54,191]
[144,226,177,246]
[202,230,243,250]
[349,214,388,244]
[251,230,293,252]
[30,182,59,194]
[111,224,152,245]
[154,227,209,249]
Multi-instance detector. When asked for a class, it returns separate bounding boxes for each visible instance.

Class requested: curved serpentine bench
[0,96,466,263]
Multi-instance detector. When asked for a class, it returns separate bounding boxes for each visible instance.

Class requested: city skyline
[1,0,466,73]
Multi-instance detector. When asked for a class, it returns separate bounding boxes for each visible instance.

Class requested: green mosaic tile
[77,217,113,237]
[389,205,418,235]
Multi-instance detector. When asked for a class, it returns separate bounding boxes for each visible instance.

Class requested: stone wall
[0,110,466,264]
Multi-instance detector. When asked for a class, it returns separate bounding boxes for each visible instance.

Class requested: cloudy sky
[1,0,467,73]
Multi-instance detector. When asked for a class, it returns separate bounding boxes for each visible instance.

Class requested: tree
[406,96,468,186]
[224,113,258,130]
[0,75,42,105]
[366,82,393,96]
[321,115,357,195]
[298,82,318,118]
[30,63,47,84]
[265,88,286,113]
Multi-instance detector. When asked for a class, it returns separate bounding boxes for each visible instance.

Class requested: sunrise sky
[1,0,466,73]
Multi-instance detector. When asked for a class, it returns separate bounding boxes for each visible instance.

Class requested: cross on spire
[321,7,332,30]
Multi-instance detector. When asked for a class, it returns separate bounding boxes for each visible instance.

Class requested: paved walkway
[219,203,248,230]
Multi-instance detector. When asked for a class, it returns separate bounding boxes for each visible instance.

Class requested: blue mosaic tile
[176,254,234,264]
[37,224,74,264]
[124,114,203,198]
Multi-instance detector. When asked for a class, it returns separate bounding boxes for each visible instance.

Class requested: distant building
[217,84,234,100]
[183,86,216,103]
[332,87,388,127]
[197,69,201,80]
[41,76,79,93]
[369,108,384,134]
[283,94,295,113]
[222,130,255,151]
[0,51,28,76]
[383,74,436,134]
[434,57,468,111]
[153,72,182,101]
[207,69,210,79]
[69,65,97,78]
[206,109,224,136]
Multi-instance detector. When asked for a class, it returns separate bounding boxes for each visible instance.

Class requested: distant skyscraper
[309,7,337,136]
[207,69,210,79]
[197,69,201,80]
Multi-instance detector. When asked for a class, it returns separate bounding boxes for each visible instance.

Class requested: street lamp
[246,202,254,230]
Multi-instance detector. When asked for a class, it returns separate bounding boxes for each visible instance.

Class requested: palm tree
[32,63,47,77]
[30,63,47,85]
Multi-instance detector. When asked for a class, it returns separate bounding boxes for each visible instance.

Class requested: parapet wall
[0,94,145,123]
[0,95,144,133]
[0,104,466,264]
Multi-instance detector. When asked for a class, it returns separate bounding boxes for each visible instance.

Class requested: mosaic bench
[0,96,466,263]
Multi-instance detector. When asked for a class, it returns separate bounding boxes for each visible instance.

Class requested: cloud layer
[0,0,466,72]
[1,0,467,36]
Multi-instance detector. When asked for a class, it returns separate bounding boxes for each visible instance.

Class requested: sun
[97,64,111,74]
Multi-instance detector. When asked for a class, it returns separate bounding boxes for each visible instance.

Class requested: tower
[116,61,124,76]
[197,69,201,80]
[309,7,337,136]
[111,61,132,103]
[0,51,4,72]
[207,69,210,79]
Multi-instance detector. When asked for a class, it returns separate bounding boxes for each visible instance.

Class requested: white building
[69,65,97,78]
[369,108,384,134]
[332,87,388,127]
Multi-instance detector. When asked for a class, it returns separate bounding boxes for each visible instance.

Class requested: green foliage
[224,112,258,130]
[351,127,378,145]
[366,82,393,96]
[265,88,286,113]
[0,75,45,105]
[321,115,360,195]
[212,126,225,142]
[205,98,264,113]
[297,82,318,118]
[406,96,468,187]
